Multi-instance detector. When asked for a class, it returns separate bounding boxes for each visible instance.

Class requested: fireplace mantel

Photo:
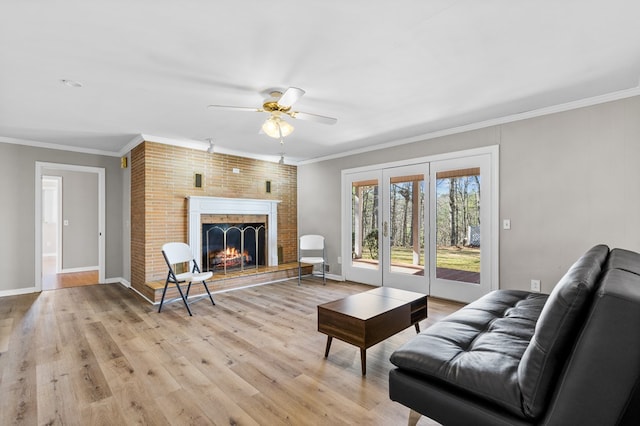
[187,196,280,268]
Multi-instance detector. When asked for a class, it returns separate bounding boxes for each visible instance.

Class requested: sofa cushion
[604,247,640,276]
[517,244,609,418]
[390,290,548,417]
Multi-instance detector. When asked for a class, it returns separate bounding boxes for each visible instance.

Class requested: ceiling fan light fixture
[262,115,294,139]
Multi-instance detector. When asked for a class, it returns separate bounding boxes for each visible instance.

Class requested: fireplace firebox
[202,223,266,273]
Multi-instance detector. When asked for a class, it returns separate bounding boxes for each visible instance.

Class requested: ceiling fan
[207,87,337,139]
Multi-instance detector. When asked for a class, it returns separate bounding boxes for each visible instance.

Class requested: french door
[342,148,497,303]
[429,154,494,302]
[344,164,428,293]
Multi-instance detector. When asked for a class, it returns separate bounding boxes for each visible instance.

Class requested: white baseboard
[61,265,99,273]
[129,283,155,305]
[104,277,130,287]
[103,277,154,304]
[0,286,38,298]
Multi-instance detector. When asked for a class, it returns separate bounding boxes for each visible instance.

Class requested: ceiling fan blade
[207,105,262,112]
[290,111,338,125]
[278,87,305,107]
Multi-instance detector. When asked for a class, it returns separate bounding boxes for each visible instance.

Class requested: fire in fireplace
[202,223,266,273]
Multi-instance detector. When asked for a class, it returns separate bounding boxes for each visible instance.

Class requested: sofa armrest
[541,269,640,425]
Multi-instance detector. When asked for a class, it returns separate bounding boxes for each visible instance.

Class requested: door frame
[429,153,494,302]
[341,146,499,298]
[35,162,106,291]
[342,169,384,286]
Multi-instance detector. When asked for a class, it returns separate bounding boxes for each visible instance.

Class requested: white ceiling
[2,0,640,163]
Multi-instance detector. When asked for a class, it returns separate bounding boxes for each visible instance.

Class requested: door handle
[383,221,389,238]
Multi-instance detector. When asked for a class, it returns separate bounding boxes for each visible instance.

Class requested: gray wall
[298,96,640,294]
[42,169,99,270]
[0,143,123,291]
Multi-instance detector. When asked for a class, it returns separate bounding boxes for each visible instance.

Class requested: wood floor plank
[156,388,216,425]
[0,279,461,425]
[81,396,128,426]
[0,317,13,353]
[0,295,39,425]
[36,359,82,426]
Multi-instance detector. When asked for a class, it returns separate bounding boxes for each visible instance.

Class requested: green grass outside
[359,245,480,272]
[435,246,480,272]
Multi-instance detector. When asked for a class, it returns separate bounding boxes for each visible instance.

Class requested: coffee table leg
[324,336,333,358]
[414,322,420,333]
[360,348,366,376]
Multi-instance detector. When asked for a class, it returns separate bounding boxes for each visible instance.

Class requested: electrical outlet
[324,264,330,272]
[337,256,342,264]
[503,219,511,230]
[531,279,541,292]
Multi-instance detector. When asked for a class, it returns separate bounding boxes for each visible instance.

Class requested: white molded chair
[298,234,326,286]
[160,242,215,316]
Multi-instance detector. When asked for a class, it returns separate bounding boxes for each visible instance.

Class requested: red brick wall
[130,141,297,292]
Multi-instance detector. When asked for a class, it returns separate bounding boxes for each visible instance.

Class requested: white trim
[129,283,156,305]
[428,152,498,302]
[341,146,499,176]
[3,87,638,166]
[0,286,39,298]
[0,136,120,157]
[187,196,281,270]
[60,266,99,273]
[105,277,130,287]
[35,162,106,292]
[121,134,287,164]
[300,87,640,165]
[119,134,146,156]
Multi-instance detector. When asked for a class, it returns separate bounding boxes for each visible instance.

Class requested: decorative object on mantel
[207,86,337,140]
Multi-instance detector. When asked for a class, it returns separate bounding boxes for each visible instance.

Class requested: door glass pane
[351,179,379,270]
[435,168,481,284]
[389,175,424,275]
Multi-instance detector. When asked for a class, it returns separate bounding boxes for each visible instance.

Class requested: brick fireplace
[130,141,297,302]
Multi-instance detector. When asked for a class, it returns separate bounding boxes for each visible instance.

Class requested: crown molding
[123,133,290,164]
[297,86,640,165]
[3,85,638,165]
[0,136,121,157]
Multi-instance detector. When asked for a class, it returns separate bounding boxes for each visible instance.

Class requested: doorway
[342,147,498,303]
[35,162,105,291]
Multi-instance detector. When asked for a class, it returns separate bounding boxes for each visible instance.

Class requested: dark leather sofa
[389,245,640,426]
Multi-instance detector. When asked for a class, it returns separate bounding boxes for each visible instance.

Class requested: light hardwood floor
[0,279,463,425]
[42,256,99,290]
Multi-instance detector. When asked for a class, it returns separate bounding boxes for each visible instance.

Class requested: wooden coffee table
[317,287,427,375]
